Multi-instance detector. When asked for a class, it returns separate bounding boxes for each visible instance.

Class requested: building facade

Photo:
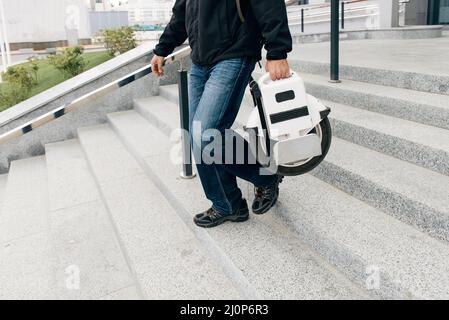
[3,0,92,50]
[127,0,174,26]
[1,0,136,51]
[89,11,129,36]
[296,0,449,25]
[427,0,449,24]
[2,0,448,53]
[91,0,175,26]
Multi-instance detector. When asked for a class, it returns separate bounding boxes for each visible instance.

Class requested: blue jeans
[189,57,277,215]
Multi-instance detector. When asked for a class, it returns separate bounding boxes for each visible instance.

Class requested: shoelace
[204,208,221,219]
[254,186,274,198]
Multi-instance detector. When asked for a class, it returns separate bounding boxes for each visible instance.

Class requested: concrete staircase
[1,53,449,299]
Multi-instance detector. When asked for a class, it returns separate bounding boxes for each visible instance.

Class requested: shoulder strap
[236,0,245,23]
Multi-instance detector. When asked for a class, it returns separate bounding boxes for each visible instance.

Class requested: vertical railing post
[341,1,345,30]
[330,0,341,83]
[178,67,196,179]
[301,8,305,33]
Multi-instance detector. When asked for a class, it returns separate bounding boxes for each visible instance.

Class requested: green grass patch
[0,51,112,111]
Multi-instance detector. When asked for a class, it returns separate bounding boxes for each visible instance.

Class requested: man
[151,0,293,228]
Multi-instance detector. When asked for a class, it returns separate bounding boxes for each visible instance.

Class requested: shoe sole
[194,211,250,228]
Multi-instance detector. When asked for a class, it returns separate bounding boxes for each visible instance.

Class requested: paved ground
[290,36,449,76]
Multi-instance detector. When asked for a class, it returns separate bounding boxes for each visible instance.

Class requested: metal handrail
[0,46,192,145]
[290,4,377,20]
[293,0,376,33]
[292,11,378,28]
[288,0,369,12]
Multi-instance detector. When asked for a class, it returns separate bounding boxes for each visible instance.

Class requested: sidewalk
[290,36,449,76]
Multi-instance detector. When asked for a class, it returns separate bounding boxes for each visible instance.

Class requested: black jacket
[153,0,293,66]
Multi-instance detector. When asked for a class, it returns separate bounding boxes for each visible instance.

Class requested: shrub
[48,46,87,78]
[103,27,137,56]
[0,64,38,109]
[27,56,40,83]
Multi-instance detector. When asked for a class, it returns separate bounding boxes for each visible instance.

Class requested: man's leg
[189,62,240,216]
[188,63,207,127]
[190,57,277,217]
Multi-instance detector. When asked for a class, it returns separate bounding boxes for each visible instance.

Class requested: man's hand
[266,59,290,81]
[151,54,165,77]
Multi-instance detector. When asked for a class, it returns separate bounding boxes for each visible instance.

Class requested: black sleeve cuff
[266,51,288,60]
[153,47,170,58]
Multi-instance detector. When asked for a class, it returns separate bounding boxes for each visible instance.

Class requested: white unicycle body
[245,71,332,176]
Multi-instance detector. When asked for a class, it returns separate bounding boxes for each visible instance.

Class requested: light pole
[0,0,11,68]
[0,16,6,75]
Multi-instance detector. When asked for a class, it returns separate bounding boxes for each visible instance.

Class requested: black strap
[248,76,271,157]
[236,0,245,23]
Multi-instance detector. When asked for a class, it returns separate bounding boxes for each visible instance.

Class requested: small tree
[48,46,87,78]
[0,65,38,109]
[103,27,137,57]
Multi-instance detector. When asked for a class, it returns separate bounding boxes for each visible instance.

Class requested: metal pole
[0,17,6,79]
[341,1,345,30]
[178,67,196,179]
[330,0,341,83]
[301,8,305,33]
[0,0,11,67]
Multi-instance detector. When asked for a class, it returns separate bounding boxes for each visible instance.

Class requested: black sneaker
[194,199,249,228]
[252,175,284,215]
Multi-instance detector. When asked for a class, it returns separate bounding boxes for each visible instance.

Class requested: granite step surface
[130,94,449,299]
[78,124,242,299]
[108,108,368,299]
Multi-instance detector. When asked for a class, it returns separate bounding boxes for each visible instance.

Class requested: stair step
[99,285,141,300]
[158,84,179,106]
[287,50,449,95]
[277,173,449,299]
[301,72,449,130]
[0,174,7,215]
[45,139,138,299]
[0,156,49,244]
[46,140,102,211]
[326,101,449,176]
[107,109,367,299]
[0,156,53,299]
[134,95,179,137]
[77,124,241,299]
[135,94,449,299]
[313,138,449,243]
